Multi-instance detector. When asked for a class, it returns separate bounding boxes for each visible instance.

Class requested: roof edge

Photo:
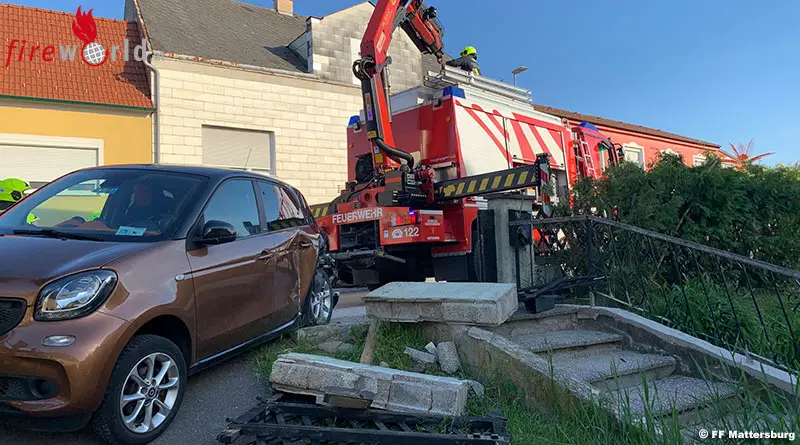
[0,94,156,113]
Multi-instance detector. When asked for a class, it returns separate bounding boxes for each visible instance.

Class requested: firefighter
[446,46,481,75]
[0,177,38,224]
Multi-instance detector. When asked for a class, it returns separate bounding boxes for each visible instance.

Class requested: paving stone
[437,342,460,374]
[364,282,517,326]
[404,347,437,364]
[425,342,438,357]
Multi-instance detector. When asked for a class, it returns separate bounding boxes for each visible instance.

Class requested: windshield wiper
[14,228,105,242]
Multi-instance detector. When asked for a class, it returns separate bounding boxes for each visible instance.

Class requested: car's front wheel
[92,335,187,445]
[303,269,334,326]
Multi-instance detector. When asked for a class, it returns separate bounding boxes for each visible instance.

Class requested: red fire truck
[311,0,620,289]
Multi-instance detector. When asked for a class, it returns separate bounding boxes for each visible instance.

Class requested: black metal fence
[530,215,800,374]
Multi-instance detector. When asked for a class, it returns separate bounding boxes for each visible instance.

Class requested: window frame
[693,154,707,167]
[255,180,308,234]
[194,177,264,242]
[622,145,645,169]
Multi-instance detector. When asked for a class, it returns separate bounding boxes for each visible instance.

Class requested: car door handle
[257,251,274,261]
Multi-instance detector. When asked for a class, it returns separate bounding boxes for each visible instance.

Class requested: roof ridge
[229,0,307,20]
[0,3,130,25]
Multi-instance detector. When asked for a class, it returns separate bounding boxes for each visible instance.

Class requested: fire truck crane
[312,0,621,289]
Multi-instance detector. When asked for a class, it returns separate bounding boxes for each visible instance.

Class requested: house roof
[0,4,153,110]
[136,0,308,72]
[532,104,720,148]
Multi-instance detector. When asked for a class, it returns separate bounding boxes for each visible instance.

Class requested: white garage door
[0,135,101,187]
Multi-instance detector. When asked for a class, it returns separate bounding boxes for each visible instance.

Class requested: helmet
[460,46,477,58]
[0,178,31,204]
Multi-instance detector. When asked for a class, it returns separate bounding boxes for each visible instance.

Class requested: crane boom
[354,0,445,173]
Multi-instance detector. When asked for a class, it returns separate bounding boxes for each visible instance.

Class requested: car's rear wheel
[303,270,334,326]
[92,335,187,445]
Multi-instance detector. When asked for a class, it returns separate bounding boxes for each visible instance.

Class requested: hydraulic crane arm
[354,0,445,173]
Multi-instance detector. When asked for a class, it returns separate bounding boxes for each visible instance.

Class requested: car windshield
[0,169,206,242]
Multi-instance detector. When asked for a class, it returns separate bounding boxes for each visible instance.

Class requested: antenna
[243,147,254,171]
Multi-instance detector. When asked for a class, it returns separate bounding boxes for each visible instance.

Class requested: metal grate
[219,395,510,445]
[0,376,40,402]
[0,298,25,337]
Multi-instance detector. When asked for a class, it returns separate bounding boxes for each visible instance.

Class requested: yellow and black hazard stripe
[434,163,543,202]
[268,219,306,231]
[310,203,334,219]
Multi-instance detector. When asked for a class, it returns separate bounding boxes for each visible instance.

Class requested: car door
[188,179,275,360]
[256,181,315,328]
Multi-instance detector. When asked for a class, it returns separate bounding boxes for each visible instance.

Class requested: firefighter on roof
[446,46,481,75]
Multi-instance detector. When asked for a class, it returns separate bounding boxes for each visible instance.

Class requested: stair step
[553,350,676,389]
[604,376,739,422]
[514,330,623,358]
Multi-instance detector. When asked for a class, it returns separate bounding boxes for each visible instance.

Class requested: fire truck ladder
[576,136,597,179]
[424,66,533,105]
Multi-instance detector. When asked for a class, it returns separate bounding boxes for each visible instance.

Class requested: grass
[251,323,800,444]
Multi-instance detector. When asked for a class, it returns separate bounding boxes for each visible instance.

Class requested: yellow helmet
[461,46,477,58]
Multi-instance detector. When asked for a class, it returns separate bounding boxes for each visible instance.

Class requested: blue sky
[13,0,799,164]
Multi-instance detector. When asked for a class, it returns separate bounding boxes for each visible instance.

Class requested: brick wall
[308,2,423,92]
[153,57,361,205]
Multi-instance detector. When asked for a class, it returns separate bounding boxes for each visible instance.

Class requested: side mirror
[197,220,237,246]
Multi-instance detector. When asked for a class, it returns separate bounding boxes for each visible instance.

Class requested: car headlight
[34,270,117,321]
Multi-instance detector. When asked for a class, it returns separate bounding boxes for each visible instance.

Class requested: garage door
[0,138,100,187]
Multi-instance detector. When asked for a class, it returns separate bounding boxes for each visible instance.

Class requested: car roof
[75,164,288,186]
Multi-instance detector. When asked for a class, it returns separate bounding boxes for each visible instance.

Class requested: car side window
[257,182,305,232]
[203,179,261,238]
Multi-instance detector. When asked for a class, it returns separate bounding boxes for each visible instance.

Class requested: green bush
[566,153,800,270]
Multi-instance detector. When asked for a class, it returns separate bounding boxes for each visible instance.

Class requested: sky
[11,0,800,165]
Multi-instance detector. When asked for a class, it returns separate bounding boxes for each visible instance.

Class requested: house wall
[572,121,721,169]
[308,2,423,91]
[0,101,153,166]
[153,57,362,205]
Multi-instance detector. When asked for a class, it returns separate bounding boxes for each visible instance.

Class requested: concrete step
[603,376,739,425]
[554,350,676,390]
[514,329,624,359]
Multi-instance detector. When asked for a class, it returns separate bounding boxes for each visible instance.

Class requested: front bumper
[0,306,130,418]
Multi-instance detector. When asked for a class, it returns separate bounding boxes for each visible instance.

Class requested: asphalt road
[0,291,367,445]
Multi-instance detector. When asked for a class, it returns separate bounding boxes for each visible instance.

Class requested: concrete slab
[270,353,469,416]
[364,282,518,326]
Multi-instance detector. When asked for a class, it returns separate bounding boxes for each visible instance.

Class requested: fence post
[586,217,595,306]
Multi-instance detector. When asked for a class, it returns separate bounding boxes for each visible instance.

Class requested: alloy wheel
[119,352,180,434]
[310,279,332,322]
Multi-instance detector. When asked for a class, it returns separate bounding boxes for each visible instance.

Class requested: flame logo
[72,6,97,44]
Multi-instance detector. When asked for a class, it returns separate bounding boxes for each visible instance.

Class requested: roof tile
[0,3,153,110]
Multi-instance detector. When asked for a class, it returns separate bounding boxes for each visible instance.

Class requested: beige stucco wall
[154,57,362,205]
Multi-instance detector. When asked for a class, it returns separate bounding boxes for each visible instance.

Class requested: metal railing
[530,215,800,373]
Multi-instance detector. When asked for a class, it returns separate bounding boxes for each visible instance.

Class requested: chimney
[274,0,293,15]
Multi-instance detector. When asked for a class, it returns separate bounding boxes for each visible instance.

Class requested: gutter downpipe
[143,52,160,164]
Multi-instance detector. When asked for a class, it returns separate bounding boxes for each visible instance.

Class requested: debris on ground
[425,342,438,356]
[466,379,486,397]
[379,361,389,367]
[437,341,461,374]
[270,353,470,416]
[404,347,437,364]
[317,340,356,355]
[218,393,510,444]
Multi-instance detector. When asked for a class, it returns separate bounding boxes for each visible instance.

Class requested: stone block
[437,342,460,374]
[271,353,468,416]
[364,282,518,326]
[425,342,438,357]
[404,347,436,364]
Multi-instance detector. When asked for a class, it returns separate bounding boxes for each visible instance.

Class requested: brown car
[0,165,336,444]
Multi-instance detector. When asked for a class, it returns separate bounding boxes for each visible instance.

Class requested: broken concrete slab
[425,342,438,357]
[271,353,469,416]
[404,347,437,365]
[318,341,356,355]
[363,282,518,326]
[465,380,486,397]
[437,342,460,374]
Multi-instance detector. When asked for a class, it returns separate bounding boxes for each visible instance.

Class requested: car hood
[0,235,153,305]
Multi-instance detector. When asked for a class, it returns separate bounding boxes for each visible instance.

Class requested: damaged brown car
[0,165,336,444]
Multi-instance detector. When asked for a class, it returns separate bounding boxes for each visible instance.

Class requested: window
[693,154,707,166]
[201,126,274,174]
[203,180,261,238]
[623,146,645,169]
[258,182,305,232]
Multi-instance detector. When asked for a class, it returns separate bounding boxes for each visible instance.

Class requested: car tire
[91,335,187,445]
[302,269,334,326]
